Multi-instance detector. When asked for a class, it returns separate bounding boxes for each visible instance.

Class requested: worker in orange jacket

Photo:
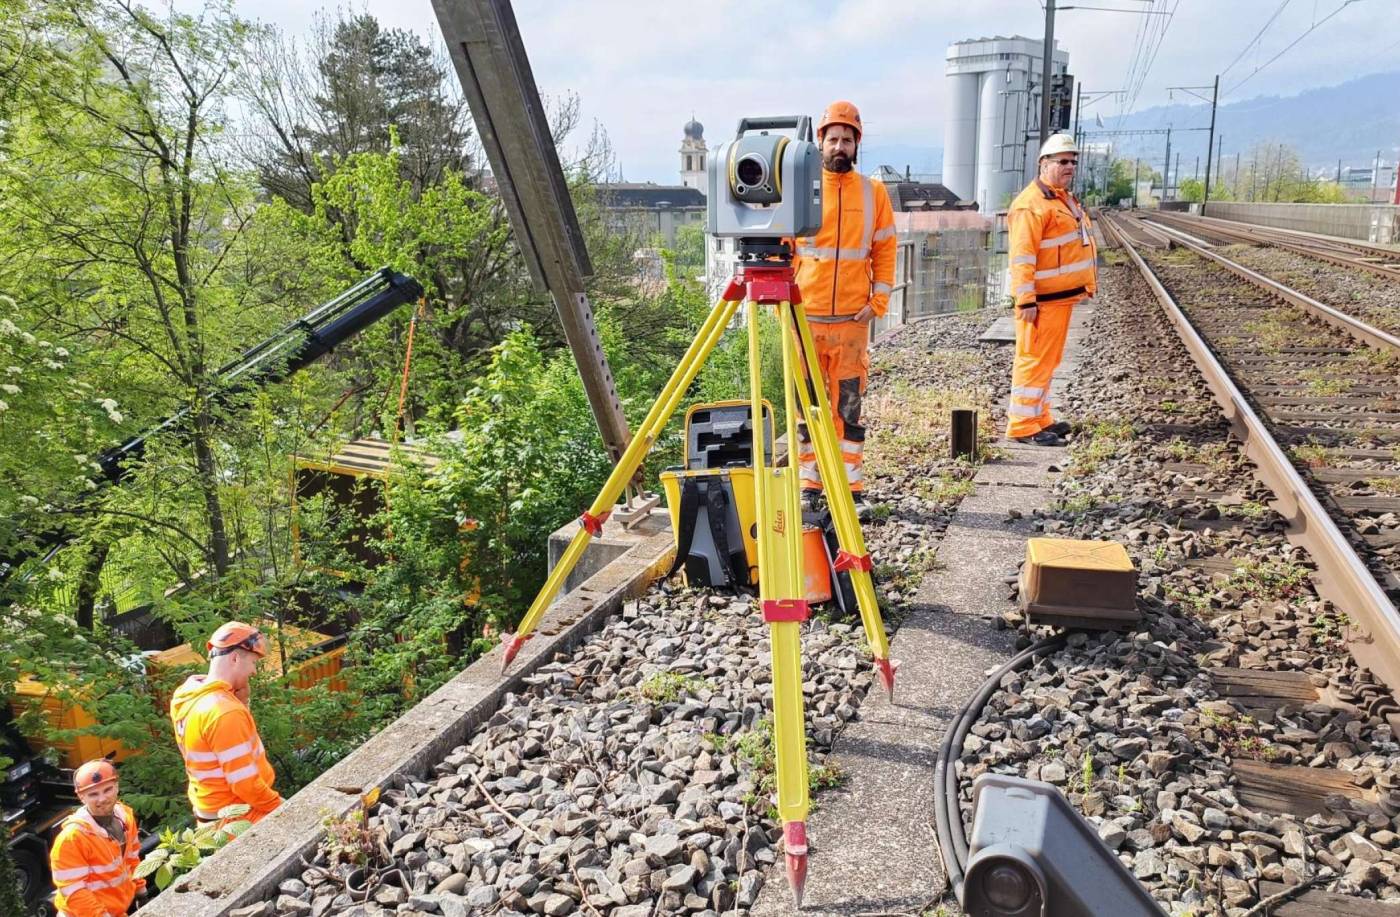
[48,759,144,917]
[170,621,282,825]
[792,100,897,509]
[1006,133,1098,445]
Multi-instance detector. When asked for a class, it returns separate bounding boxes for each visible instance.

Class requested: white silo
[944,36,1069,218]
[942,72,981,201]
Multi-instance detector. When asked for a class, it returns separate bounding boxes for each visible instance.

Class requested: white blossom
[0,384,17,395]
[0,399,8,412]
[54,347,69,358]
[5,366,19,374]
[43,359,62,370]
[18,495,38,507]
[0,319,17,335]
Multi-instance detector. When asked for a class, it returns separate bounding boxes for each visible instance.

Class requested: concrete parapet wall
[1204,201,1400,244]
[137,510,673,917]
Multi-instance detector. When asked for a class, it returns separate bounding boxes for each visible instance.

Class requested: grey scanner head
[963,775,1166,917]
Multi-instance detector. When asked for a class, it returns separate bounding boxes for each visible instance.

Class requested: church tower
[680,117,707,192]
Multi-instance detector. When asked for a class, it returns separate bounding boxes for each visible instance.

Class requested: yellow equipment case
[660,401,773,589]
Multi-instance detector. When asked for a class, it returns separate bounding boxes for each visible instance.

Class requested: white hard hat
[1038,134,1079,159]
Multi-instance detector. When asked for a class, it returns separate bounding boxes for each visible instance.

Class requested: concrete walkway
[751,303,1094,916]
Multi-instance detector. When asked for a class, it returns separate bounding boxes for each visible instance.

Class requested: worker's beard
[823,149,855,173]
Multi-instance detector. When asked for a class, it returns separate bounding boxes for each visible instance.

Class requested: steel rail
[1144,218,1400,354]
[1186,211,1400,259]
[1148,212,1400,283]
[1102,213,1400,695]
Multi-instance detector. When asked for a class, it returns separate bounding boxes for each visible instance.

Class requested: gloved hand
[1018,305,1038,325]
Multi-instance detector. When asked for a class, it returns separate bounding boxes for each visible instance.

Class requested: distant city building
[595,182,705,247]
[871,165,977,211]
[680,117,707,192]
[942,35,1071,217]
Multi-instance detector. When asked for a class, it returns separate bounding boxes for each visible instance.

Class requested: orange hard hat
[73,758,118,792]
[208,621,267,658]
[817,100,862,141]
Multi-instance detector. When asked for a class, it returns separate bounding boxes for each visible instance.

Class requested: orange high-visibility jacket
[49,802,143,917]
[170,675,282,823]
[793,169,897,318]
[1008,178,1098,308]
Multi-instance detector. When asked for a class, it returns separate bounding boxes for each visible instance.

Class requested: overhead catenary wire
[1225,0,1364,96]
[1219,0,1293,80]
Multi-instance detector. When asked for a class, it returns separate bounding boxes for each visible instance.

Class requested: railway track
[1103,212,1400,678]
[1144,210,1400,285]
[934,214,1400,915]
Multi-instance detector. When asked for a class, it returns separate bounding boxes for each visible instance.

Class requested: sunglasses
[1051,158,1079,166]
[211,631,266,658]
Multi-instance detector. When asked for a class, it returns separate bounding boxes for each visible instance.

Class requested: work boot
[1044,421,1072,436]
[1014,430,1067,446]
[803,489,827,514]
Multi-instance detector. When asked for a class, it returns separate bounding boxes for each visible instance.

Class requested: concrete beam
[138,510,673,917]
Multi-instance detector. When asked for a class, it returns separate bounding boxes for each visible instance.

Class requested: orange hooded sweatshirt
[49,803,143,917]
[793,168,897,318]
[170,675,281,823]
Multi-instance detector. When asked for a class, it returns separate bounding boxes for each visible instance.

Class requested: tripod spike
[784,821,809,907]
[873,655,900,701]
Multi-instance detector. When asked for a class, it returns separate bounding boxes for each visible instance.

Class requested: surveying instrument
[498,115,898,905]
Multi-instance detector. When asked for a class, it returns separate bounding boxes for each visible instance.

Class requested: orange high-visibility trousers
[1006,300,1077,438]
[798,318,869,492]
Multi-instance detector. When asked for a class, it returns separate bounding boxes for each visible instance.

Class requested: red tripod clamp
[723,262,804,307]
[762,598,810,623]
[833,550,872,573]
[579,509,610,537]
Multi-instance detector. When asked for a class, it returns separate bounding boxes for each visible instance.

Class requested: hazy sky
[174,0,1400,181]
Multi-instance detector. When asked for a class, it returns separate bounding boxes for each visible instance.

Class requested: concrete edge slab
[138,518,675,917]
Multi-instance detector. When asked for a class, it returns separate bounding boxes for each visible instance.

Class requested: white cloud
[170,0,1400,181]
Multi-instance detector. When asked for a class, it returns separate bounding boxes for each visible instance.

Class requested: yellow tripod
[499,257,898,905]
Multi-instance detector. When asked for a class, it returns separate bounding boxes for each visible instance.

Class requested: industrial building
[942,35,1071,218]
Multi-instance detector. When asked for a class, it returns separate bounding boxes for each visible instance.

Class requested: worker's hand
[854,304,876,324]
[1018,305,1039,325]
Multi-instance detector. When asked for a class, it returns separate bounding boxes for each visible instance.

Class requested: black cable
[934,633,1067,901]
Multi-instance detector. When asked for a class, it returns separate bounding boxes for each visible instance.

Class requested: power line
[1225,0,1364,96]
[1219,0,1292,80]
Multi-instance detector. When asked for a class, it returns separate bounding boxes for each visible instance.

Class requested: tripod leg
[500,297,741,671]
[787,303,899,699]
[752,301,810,906]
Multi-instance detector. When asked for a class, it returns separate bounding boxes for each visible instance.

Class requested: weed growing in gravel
[1348,346,1400,376]
[1055,492,1103,516]
[1311,610,1352,647]
[1300,368,1350,396]
[733,717,848,811]
[1068,419,1134,477]
[1201,709,1278,762]
[1290,441,1334,468]
[1080,754,1094,794]
[638,671,711,703]
[865,502,894,522]
[1233,500,1269,519]
[1369,477,1400,495]
[916,470,974,504]
[1228,559,1312,603]
[1159,400,1180,413]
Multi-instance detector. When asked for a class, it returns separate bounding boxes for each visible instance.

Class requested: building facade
[942,36,1071,217]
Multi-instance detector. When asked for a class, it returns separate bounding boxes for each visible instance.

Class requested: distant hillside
[1098,71,1400,170]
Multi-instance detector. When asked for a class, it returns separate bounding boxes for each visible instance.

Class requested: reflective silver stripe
[52,867,90,881]
[872,282,892,295]
[89,857,125,874]
[845,466,864,483]
[859,174,874,254]
[1014,282,1035,295]
[226,764,259,783]
[58,881,88,893]
[798,245,870,260]
[799,465,822,482]
[1034,258,1095,279]
[872,225,895,242]
[1039,230,1082,249]
[217,740,254,762]
[84,875,128,890]
[1008,403,1042,417]
[184,748,218,762]
[190,766,225,779]
[806,313,860,324]
[1011,254,1036,266]
[1011,385,1044,398]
